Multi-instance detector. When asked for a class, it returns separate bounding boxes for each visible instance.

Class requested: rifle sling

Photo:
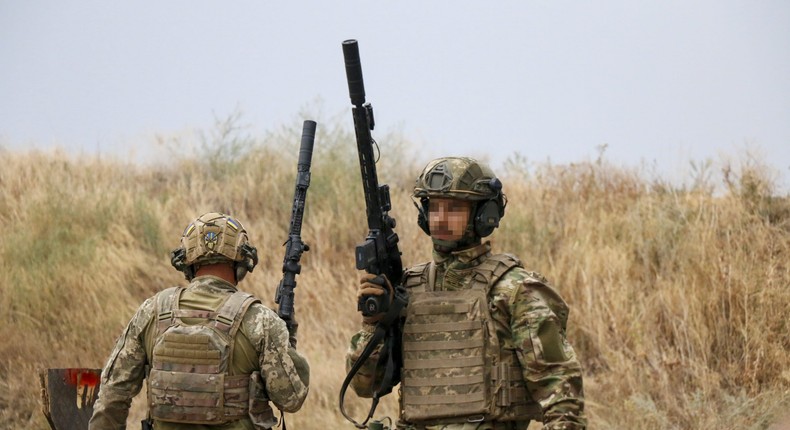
[339,286,407,429]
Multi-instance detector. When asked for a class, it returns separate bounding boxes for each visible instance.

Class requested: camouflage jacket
[90,276,310,430]
[346,242,586,430]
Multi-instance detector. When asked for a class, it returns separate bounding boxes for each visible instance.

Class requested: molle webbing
[491,364,542,419]
[149,287,259,424]
[153,333,221,373]
[401,289,490,421]
[400,254,542,423]
[148,371,250,422]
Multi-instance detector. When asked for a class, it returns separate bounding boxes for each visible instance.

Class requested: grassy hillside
[1,121,789,429]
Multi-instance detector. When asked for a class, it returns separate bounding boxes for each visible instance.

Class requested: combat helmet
[170,212,258,282]
[413,157,506,240]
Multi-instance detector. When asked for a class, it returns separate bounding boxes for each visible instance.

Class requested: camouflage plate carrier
[399,253,567,425]
[147,286,270,425]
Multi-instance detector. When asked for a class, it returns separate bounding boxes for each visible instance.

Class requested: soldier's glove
[357,273,394,324]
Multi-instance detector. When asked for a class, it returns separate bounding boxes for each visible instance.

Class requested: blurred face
[428,198,472,241]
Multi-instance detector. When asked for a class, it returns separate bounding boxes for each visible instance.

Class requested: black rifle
[339,39,408,430]
[343,39,403,309]
[275,120,316,345]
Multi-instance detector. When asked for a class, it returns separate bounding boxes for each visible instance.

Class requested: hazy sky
[2,1,789,188]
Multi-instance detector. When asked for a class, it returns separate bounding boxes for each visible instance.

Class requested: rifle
[339,39,408,429]
[275,120,317,346]
[343,39,403,309]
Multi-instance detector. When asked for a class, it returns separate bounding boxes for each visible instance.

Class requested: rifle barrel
[343,39,366,106]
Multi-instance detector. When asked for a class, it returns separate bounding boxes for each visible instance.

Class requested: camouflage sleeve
[245,304,310,413]
[345,322,386,398]
[89,297,156,430]
[508,273,587,430]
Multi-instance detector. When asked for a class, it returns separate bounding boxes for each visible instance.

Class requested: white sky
[2,1,789,189]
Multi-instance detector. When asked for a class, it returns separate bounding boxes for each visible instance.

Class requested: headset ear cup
[184,266,195,281]
[170,247,194,281]
[416,198,431,235]
[234,244,258,283]
[474,200,501,237]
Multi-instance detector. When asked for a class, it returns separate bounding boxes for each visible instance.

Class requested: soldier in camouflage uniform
[347,158,586,430]
[90,213,309,429]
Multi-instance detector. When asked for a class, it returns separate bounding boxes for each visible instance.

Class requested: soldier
[90,212,309,429]
[347,157,586,430]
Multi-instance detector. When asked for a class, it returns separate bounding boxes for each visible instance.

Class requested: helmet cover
[413,157,500,201]
[171,212,258,280]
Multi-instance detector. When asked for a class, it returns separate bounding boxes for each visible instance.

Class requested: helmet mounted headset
[170,212,259,283]
[412,157,507,251]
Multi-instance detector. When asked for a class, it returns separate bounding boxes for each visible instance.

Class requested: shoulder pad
[404,261,430,277]
[497,252,522,265]
[153,286,183,335]
[154,286,181,305]
[402,261,431,289]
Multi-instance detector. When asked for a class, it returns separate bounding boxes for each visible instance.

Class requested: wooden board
[40,368,102,430]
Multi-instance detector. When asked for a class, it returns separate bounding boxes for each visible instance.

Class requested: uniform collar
[432,241,492,269]
[189,275,239,293]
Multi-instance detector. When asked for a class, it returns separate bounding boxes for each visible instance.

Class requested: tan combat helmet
[413,157,506,239]
[170,212,258,281]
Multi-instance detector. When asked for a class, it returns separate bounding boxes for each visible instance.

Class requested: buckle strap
[471,254,521,294]
[490,364,523,381]
[172,309,217,319]
[224,374,250,389]
[155,287,184,336]
[403,320,481,334]
[402,391,486,406]
[215,292,257,335]
[403,356,484,370]
[403,373,485,388]
[403,339,482,351]
[400,421,523,430]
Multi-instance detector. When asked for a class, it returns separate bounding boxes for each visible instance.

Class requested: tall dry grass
[1,119,788,429]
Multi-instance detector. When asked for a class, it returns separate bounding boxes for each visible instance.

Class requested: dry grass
[1,121,788,429]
